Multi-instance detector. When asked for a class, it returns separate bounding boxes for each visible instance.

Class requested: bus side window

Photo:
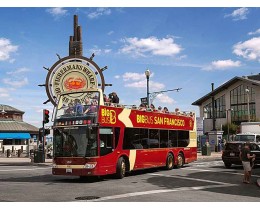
[160,130,169,148]
[169,130,178,147]
[256,135,260,143]
[114,127,120,149]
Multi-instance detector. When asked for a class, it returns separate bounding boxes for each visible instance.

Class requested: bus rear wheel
[175,153,184,168]
[165,153,174,170]
[115,157,126,179]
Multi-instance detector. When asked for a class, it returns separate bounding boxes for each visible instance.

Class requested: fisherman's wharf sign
[52,62,97,95]
[45,57,102,106]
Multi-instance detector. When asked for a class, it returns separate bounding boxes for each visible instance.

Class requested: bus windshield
[53,126,98,157]
[235,134,255,142]
[56,91,100,119]
[54,91,100,126]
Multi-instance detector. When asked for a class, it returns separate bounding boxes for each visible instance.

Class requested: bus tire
[165,153,174,170]
[115,157,126,179]
[175,153,184,168]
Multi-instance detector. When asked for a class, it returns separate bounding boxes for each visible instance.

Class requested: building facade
[0,104,39,154]
[192,74,260,134]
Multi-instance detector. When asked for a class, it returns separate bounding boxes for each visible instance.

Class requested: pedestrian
[240,142,256,184]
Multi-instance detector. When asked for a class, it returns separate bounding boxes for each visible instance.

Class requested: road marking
[182,168,260,178]
[0,168,50,172]
[76,172,238,202]
[150,173,231,185]
[86,184,237,202]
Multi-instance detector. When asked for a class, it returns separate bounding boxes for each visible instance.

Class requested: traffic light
[44,128,50,136]
[43,109,50,124]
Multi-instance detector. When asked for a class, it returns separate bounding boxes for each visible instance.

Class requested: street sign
[140,97,148,105]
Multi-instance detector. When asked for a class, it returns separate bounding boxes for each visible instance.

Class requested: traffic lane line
[87,184,238,202]
[181,168,260,178]
[150,173,232,185]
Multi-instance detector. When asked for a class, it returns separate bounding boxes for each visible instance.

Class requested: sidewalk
[197,151,222,161]
[0,157,52,166]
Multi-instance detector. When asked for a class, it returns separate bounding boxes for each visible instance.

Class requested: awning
[0,133,31,139]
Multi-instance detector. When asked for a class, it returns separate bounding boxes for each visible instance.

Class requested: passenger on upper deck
[139,103,146,111]
[158,106,162,113]
[74,99,83,115]
[103,94,109,104]
[65,102,74,115]
[84,99,98,115]
[109,92,119,104]
[150,104,156,112]
[162,107,169,114]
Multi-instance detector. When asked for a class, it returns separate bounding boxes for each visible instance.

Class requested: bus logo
[101,108,116,124]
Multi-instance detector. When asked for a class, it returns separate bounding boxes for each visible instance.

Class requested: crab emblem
[64,77,86,90]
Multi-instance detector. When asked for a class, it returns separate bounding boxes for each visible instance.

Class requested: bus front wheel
[115,157,126,179]
[165,153,174,170]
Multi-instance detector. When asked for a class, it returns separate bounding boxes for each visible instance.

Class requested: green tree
[222,123,238,135]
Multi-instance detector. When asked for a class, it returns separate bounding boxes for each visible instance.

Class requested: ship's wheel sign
[45,56,105,106]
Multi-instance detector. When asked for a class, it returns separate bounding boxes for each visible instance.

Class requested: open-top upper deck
[99,105,195,131]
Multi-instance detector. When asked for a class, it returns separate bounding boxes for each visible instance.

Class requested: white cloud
[6,67,30,75]
[248,29,260,36]
[156,94,175,104]
[114,75,120,79]
[107,31,114,36]
[233,37,260,62]
[88,8,111,19]
[125,80,165,92]
[122,72,153,81]
[89,46,112,55]
[46,7,68,18]
[0,88,10,98]
[224,8,249,21]
[3,77,28,88]
[203,59,242,71]
[0,38,18,61]
[119,36,182,57]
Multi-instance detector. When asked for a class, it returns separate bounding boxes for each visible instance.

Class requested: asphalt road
[0,160,259,202]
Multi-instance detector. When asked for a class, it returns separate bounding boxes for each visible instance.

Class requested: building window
[230,85,256,123]
[203,95,226,119]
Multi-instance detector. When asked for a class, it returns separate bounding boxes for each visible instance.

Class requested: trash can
[215,145,219,152]
[34,150,45,163]
[18,149,22,157]
[7,149,11,158]
[202,144,211,156]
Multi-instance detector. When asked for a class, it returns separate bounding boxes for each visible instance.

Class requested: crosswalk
[189,160,225,168]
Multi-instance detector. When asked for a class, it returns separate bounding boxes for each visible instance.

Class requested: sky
[1,6,260,128]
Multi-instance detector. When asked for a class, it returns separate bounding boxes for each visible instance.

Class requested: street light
[145,69,151,107]
[226,108,233,142]
[245,88,250,122]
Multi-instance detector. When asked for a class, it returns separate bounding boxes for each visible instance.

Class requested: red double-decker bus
[52,89,197,179]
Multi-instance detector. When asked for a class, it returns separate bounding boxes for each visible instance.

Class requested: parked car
[222,142,260,168]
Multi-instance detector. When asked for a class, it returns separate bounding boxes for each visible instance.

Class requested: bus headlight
[84,162,97,169]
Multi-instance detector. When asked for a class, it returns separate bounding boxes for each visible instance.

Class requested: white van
[235,133,260,143]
